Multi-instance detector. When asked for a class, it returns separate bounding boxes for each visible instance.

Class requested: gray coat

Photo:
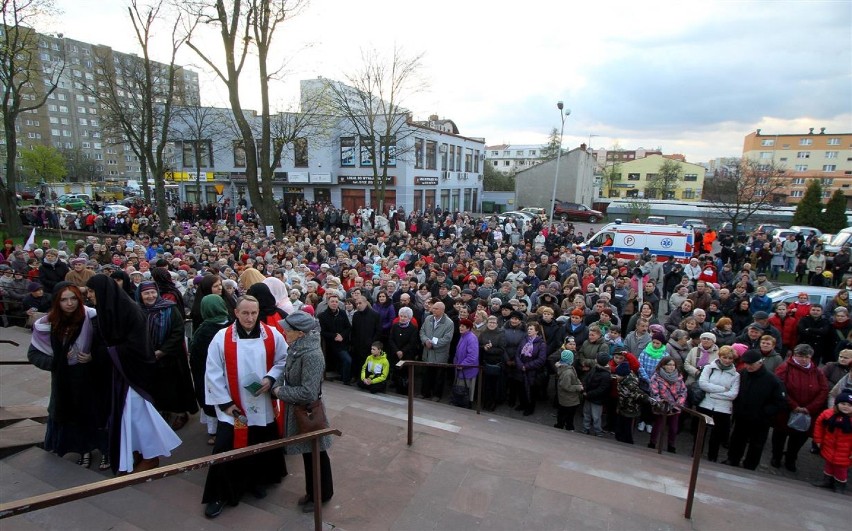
[274,329,333,455]
[419,314,455,363]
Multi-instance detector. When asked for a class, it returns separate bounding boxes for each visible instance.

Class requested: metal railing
[0,427,342,531]
[398,361,482,446]
[653,406,714,519]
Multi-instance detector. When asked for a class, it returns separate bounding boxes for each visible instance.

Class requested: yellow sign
[214,184,224,194]
[165,171,214,182]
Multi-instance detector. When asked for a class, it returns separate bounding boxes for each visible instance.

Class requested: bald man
[418,301,455,401]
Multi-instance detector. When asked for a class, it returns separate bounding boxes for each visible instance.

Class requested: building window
[796,151,810,158]
[504,160,510,166]
[425,140,437,170]
[682,189,696,199]
[792,178,805,185]
[627,173,640,181]
[381,135,396,167]
[414,138,424,169]
[827,138,840,145]
[795,165,808,172]
[450,145,457,170]
[492,160,499,167]
[608,189,620,198]
[760,152,772,159]
[825,151,838,159]
[822,178,834,186]
[464,148,473,172]
[233,141,246,167]
[294,138,308,167]
[684,173,698,182]
[529,150,536,156]
[799,138,813,146]
[340,136,355,166]
[491,151,498,156]
[823,165,836,172]
[761,139,775,146]
[625,189,639,198]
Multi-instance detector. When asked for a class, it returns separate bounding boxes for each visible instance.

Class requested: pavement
[1,325,848,530]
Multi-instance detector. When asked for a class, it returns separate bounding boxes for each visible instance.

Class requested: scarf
[201,294,229,325]
[658,367,680,384]
[138,282,175,350]
[398,321,410,328]
[520,337,536,358]
[822,409,852,434]
[792,357,812,369]
[714,359,735,371]
[697,347,713,368]
[644,343,666,360]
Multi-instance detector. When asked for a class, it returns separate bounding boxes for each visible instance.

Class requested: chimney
[809,128,814,134]
[756,128,761,135]
[820,127,826,134]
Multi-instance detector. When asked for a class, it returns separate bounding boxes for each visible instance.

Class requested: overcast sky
[52,0,851,163]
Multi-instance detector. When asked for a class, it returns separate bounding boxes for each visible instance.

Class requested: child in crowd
[554,349,583,431]
[582,353,612,437]
[615,362,648,445]
[358,342,389,394]
[605,326,625,355]
[812,390,852,494]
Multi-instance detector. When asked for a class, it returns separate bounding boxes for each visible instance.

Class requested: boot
[836,481,847,495]
[811,475,835,491]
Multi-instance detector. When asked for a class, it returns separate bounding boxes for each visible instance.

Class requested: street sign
[214,184,224,194]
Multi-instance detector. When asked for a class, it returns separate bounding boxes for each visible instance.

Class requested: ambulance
[582,222,694,263]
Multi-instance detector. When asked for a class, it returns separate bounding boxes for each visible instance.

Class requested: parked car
[56,194,88,211]
[753,224,781,236]
[18,188,37,200]
[719,221,749,236]
[646,216,668,225]
[825,227,852,255]
[498,211,535,226]
[789,225,823,239]
[767,285,840,310]
[519,207,548,222]
[102,204,130,217]
[770,228,798,243]
[553,201,603,223]
[96,186,125,202]
[681,218,708,232]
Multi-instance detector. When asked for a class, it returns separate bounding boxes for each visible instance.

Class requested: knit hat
[700,332,716,343]
[731,343,749,358]
[752,311,769,320]
[27,282,42,292]
[615,362,631,377]
[741,350,762,364]
[596,352,611,366]
[651,330,666,344]
[836,391,852,405]
[560,350,574,365]
[280,310,318,332]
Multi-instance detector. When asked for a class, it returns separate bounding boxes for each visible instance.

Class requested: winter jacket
[650,371,687,410]
[768,314,798,353]
[556,363,583,407]
[352,307,382,357]
[684,345,719,385]
[797,315,832,354]
[454,330,480,380]
[697,360,740,414]
[582,365,612,405]
[711,327,737,348]
[732,366,787,424]
[372,301,397,335]
[758,348,784,374]
[478,327,507,366]
[360,352,390,384]
[774,359,828,436]
[813,407,852,468]
[38,260,70,295]
[617,372,648,418]
[514,336,546,382]
[387,322,421,362]
[318,307,352,355]
[577,337,609,372]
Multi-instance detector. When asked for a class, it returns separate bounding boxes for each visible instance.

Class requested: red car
[553,201,603,223]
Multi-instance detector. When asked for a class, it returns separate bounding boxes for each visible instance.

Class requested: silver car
[767,284,840,310]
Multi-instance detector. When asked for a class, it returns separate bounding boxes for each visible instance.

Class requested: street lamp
[549,101,571,227]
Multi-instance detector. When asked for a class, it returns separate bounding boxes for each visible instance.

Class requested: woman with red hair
[28,282,108,469]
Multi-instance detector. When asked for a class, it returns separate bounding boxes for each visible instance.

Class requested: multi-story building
[4,30,199,184]
[484,144,546,174]
[166,81,485,214]
[590,146,662,167]
[600,154,706,201]
[742,129,852,203]
[515,147,597,211]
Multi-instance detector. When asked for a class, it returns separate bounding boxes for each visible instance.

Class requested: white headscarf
[263,276,295,314]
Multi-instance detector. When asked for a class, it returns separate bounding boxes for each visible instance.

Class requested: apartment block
[484,144,546,174]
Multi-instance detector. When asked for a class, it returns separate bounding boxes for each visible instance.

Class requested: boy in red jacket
[812,390,852,494]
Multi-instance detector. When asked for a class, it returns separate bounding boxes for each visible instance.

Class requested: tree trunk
[2,115,23,235]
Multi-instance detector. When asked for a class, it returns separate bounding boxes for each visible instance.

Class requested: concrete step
[0,446,286,530]
[0,418,45,452]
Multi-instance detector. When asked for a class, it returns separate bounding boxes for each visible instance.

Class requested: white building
[484,144,547,174]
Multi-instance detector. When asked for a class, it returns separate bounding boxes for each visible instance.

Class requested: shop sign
[310,173,331,184]
[289,172,309,183]
[338,175,395,185]
[415,176,438,186]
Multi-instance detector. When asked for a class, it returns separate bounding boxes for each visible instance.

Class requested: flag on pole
[23,228,36,251]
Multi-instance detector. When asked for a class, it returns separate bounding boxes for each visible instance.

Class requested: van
[583,222,695,263]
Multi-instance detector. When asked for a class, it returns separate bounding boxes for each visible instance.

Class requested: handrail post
[311,437,322,531]
[685,413,707,519]
[475,369,482,414]
[407,362,414,446]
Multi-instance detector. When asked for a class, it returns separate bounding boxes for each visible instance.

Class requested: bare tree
[183,0,307,237]
[91,0,186,231]
[0,0,62,232]
[321,46,425,213]
[646,158,683,200]
[703,157,788,234]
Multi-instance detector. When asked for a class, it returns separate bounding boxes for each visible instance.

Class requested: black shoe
[302,501,315,513]
[784,460,797,472]
[721,460,738,467]
[812,475,836,491]
[523,409,534,416]
[647,442,656,449]
[514,404,524,411]
[553,423,563,429]
[249,485,267,499]
[667,446,676,454]
[770,457,781,468]
[205,500,225,519]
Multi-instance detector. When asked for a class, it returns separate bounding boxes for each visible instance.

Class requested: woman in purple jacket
[454,318,480,405]
[372,291,397,346]
[516,321,547,416]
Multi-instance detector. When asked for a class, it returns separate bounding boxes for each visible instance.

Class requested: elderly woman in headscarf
[263,276,295,316]
[86,274,181,475]
[247,282,288,333]
[136,280,198,431]
[151,267,186,317]
[189,294,231,445]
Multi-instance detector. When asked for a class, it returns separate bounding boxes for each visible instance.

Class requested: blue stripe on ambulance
[601,246,690,257]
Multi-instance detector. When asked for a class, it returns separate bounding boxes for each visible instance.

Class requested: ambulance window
[591,232,614,247]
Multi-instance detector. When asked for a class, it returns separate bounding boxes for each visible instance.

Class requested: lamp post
[549,101,571,227]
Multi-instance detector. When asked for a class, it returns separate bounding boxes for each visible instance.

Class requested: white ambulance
[582,222,695,263]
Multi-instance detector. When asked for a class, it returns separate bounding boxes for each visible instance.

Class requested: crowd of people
[2,199,851,507]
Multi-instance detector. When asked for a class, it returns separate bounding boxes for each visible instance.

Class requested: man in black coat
[318,294,353,385]
[350,295,381,381]
[797,305,832,365]
[724,350,787,470]
[38,249,70,295]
